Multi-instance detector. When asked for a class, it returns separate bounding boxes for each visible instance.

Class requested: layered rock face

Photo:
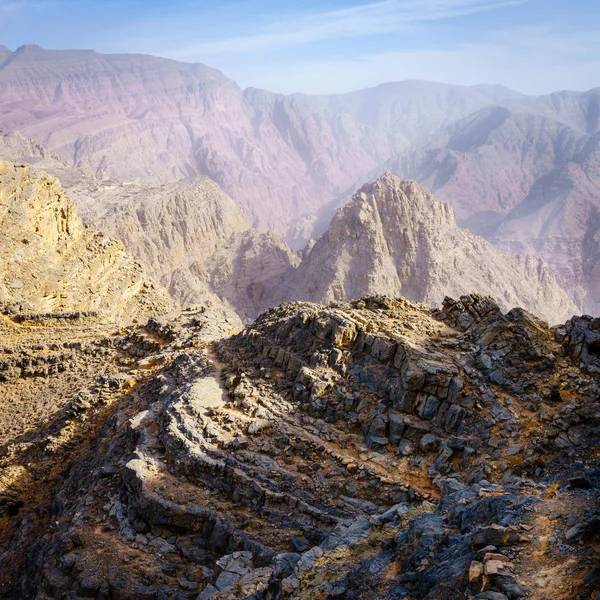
[282,173,577,324]
[1,294,599,600]
[391,91,600,314]
[0,45,519,244]
[0,161,174,321]
[70,177,299,322]
[491,134,600,316]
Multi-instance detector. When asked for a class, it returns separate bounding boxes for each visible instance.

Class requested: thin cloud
[166,0,527,58]
[241,24,600,95]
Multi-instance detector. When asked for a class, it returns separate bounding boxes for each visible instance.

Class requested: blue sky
[0,0,598,94]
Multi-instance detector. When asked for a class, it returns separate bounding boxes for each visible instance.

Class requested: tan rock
[469,561,484,582]
[0,161,174,322]
[281,173,577,324]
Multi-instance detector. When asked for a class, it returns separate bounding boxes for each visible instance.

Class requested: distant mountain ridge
[390,90,600,315]
[0,44,522,246]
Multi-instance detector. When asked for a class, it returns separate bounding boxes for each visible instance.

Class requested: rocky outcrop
[0,161,174,321]
[281,173,577,324]
[2,293,599,599]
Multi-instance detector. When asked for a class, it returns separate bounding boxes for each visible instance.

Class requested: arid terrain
[0,37,598,600]
[0,294,599,599]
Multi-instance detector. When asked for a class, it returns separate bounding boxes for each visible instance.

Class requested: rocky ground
[0,294,599,599]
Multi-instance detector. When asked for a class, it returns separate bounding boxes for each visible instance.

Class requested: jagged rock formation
[69,177,299,322]
[0,161,175,321]
[281,173,577,325]
[0,45,520,245]
[0,293,599,599]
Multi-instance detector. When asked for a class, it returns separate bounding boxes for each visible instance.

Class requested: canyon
[0,42,599,600]
[0,45,598,315]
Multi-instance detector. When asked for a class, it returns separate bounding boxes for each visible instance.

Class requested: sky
[0,0,598,95]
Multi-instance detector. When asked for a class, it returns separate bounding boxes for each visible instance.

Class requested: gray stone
[417,395,440,420]
[420,434,438,452]
[196,583,218,600]
[398,439,414,456]
[388,410,405,445]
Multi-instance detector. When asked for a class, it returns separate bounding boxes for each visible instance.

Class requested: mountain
[0,45,520,246]
[1,292,599,598]
[69,171,578,325]
[0,160,174,320]
[280,173,577,324]
[491,133,600,316]
[70,176,299,321]
[0,137,578,324]
[387,91,600,315]
[391,96,599,231]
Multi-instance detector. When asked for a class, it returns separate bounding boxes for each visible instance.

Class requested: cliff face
[282,173,577,324]
[71,177,299,322]
[0,46,518,245]
[0,161,174,321]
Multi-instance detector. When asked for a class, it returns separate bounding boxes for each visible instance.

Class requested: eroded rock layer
[0,161,175,321]
[1,294,599,599]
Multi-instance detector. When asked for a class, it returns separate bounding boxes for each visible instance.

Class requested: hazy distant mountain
[388,89,600,314]
[391,94,600,229]
[0,45,520,246]
[491,133,600,316]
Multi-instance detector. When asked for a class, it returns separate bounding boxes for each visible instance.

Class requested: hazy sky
[0,0,598,94]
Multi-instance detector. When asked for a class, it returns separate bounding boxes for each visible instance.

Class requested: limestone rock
[0,161,174,321]
[281,173,577,324]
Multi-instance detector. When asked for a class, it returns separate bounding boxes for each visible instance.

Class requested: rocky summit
[1,293,599,599]
[283,174,577,325]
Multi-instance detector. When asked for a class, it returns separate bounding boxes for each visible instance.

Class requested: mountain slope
[70,177,299,321]
[1,293,599,599]
[491,133,600,316]
[281,173,576,324]
[0,45,519,245]
[0,160,174,320]
[391,100,597,231]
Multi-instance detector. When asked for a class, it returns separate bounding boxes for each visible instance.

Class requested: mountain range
[0,44,598,322]
[1,43,600,600]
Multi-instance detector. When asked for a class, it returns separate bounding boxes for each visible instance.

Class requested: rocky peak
[351,172,455,226]
[283,173,577,325]
[0,161,174,321]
